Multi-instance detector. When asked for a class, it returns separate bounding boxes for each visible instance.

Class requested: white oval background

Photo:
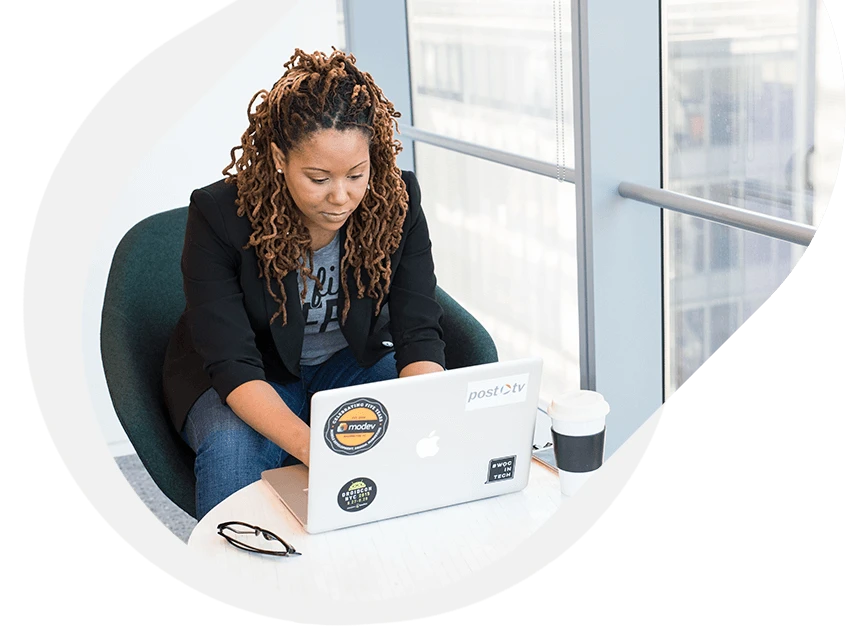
[9,0,839,625]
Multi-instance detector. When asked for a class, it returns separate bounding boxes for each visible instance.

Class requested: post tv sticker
[466,373,530,411]
[324,397,389,455]
[487,455,516,483]
[338,477,377,512]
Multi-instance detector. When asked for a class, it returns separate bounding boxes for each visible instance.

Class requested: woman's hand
[399,361,444,378]
[226,380,311,467]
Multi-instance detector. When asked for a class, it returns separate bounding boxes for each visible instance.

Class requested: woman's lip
[320,210,350,221]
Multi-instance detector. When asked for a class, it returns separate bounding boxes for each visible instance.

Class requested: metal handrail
[398,123,816,246]
[399,125,576,183]
[618,182,816,247]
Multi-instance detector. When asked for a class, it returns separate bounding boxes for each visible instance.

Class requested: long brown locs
[222,48,409,326]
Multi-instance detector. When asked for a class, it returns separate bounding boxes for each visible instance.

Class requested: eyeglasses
[216,521,301,557]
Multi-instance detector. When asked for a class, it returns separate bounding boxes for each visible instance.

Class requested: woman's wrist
[399,361,444,378]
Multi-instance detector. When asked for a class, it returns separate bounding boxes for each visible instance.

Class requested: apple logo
[416,430,440,458]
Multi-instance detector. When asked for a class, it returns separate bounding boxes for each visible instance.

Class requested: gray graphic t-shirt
[298,232,350,366]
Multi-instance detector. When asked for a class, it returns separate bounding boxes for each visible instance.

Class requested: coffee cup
[547,390,609,496]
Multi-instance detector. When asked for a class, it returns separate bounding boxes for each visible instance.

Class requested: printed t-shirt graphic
[298,231,349,366]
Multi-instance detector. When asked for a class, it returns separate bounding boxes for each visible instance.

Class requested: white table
[188,460,562,602]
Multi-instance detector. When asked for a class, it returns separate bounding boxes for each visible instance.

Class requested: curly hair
[223,48,408,326]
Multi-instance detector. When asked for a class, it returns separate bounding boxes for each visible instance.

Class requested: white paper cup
[547,390,610,496]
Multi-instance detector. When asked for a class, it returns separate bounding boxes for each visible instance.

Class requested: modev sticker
[465,373,530,410]
[324,397,389,455]
[337,477,377,512]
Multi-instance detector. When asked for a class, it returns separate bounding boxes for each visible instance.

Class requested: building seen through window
[664,0,844,393]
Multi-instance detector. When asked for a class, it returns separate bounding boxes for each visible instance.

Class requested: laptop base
[262,465,309,528]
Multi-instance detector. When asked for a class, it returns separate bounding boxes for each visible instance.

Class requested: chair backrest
[101,207,197,517]
[436,286,498,369]
[101,206,497,520]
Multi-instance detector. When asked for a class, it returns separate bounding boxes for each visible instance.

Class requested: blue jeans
[181,347,398,520]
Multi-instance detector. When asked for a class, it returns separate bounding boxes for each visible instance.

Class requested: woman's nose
[327,181,350,206]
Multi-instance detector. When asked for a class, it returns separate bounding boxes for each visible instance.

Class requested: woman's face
[272,128,371,246]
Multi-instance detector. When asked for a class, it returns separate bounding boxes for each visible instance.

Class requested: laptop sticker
[337,477,377,512]
[487,455,516,483]
[466,373,530,411]
[324,397,389,455]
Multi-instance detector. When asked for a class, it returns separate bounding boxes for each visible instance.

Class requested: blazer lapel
[265,270,305,377]
[338,223,373,356]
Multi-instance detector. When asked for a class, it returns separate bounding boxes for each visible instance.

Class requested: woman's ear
[270,142,286,174]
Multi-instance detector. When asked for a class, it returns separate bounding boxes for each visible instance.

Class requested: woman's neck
[310,229,339,252]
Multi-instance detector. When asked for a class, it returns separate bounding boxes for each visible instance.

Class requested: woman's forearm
[225,380,311,466]
[399,361,444,378]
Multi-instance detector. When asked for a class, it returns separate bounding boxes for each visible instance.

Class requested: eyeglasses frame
[216,520,301,557]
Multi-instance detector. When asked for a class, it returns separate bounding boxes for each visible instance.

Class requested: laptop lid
[296,357,542,534]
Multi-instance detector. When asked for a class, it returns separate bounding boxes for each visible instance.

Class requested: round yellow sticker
[324,397,389,455]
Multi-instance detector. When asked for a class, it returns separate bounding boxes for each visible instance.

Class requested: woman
[162,48,445,520]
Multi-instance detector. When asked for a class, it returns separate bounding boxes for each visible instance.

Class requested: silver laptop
[262,357,543,534]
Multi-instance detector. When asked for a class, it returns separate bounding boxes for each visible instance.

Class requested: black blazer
[162,170,445,432]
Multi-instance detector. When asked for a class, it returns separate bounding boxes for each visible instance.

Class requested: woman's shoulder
[399,169,422,215]
[399,169,420,193]
[190,178,239,212]
[188,178,250,246]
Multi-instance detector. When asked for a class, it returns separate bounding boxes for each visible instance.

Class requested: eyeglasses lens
[220,524,288,554]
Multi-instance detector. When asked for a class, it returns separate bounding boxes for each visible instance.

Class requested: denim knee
[184,387,292,520]
[192,425,289,520]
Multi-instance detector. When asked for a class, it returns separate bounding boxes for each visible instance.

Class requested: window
[406,0,574,166]
[708,303,738,355]
[414,144,580,403]
[415,42,463,101]
[676,307,705,385]
[336,0,346,50]
[664,0,845,395]
[709,67,737,146]
[406,0,579,403]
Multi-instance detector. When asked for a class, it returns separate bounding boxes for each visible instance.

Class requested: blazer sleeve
[181,188,267,403]
[389,171,447,372]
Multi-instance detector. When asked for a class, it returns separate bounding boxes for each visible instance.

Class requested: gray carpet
[115,454,197,543]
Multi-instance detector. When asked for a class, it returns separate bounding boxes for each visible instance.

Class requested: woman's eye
[309,175,364,183]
